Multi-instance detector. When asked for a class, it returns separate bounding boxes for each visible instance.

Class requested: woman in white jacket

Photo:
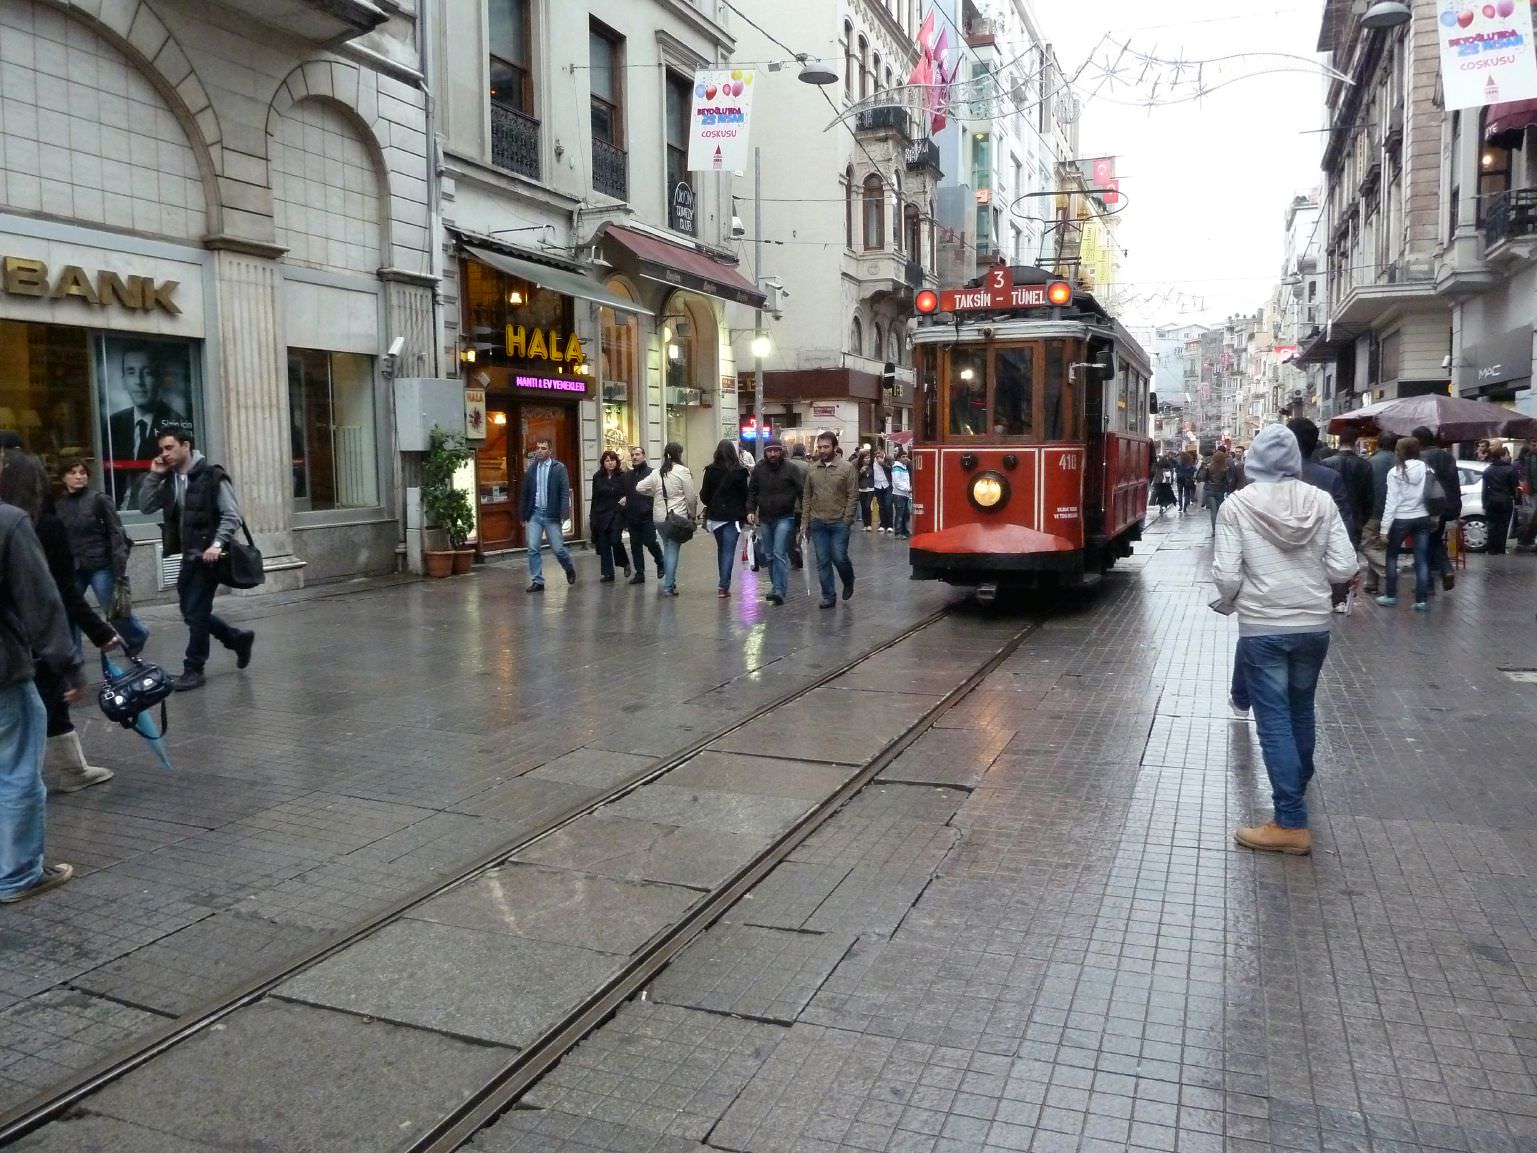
[633,441,698,597]
[1212,423,1357,856]
[1375,437,1434,611]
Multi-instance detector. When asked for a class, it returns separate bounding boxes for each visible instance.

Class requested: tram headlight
[968,471,1009,512]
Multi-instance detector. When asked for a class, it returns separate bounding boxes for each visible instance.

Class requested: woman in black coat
[589,450,632,582]
[700,439,750,598]
[0,449,119,792]
[1482,446,1521,555]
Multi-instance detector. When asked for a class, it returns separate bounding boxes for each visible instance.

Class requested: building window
[863,174,885,250]
[850,316,863,356]
[1479,109,1512,224]
[905,204,922,260]
[845,166,856,249]
[873,52,883,91]
[287,349,380,511]
[843,20,855,101]
[858,36,870,99]
[665,71,694,235]
[589,22,626,200]
[488,0,531,113]
[1449,111,1462,238]
[488,0,537,178]
[872,322,884,361]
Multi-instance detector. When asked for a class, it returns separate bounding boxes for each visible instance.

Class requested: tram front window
[948,350,987,436]
[994,347,1034,437]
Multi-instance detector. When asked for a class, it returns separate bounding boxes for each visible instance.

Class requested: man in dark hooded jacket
[1413,425,1462,591]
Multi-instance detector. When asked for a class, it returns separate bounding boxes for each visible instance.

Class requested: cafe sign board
[505,324,585,365]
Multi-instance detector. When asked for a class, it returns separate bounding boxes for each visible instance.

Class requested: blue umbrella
[100,651,173,771]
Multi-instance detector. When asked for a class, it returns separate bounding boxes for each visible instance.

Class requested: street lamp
[1362,1,1411,29]
[751,333,771,359]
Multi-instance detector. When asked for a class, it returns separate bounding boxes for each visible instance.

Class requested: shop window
[287,349,380,511]
[600,279,639,452]
[661,294,715,455]
[0,322,202,515]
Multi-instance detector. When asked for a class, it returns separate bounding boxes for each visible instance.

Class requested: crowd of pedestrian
[0,420,256,902]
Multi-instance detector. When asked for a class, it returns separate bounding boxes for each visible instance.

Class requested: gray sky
[1043,1,1327,330]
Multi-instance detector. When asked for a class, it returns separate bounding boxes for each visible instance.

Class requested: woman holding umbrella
[0,449,120,792]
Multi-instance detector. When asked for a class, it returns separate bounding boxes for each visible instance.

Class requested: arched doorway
[599,278,641,452]
[660,292,718,469]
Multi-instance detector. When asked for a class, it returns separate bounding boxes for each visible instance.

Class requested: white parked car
[1457,460,1491,552]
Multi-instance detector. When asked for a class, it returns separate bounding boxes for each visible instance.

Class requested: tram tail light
[1047,281,1073,306]
[915,289,939,314]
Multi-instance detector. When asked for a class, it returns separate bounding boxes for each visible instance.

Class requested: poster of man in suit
[100,336,193,508]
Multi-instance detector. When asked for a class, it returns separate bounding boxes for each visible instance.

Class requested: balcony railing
[1484,188,1537,249]
[903,138,941,174]
[592,138,628,201]
[491,104,541,181]
[855,105,913,141]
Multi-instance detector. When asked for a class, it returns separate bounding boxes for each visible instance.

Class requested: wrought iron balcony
[855,105,913,142]
[903,138,941,174]
[1484,188,1537,250]
[592,138,628,201]
[491,104,541,181]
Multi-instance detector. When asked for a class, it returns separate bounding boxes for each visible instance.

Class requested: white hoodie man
[1212,423,1358,855]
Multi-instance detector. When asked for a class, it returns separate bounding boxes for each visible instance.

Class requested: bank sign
[687,69,755,173]
[2,256,180,315]
[1436,0,1537,109]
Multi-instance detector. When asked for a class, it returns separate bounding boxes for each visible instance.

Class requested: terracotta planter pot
[451,548,475,575]
[424,549,455,578]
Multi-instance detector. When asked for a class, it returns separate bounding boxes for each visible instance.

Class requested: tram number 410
[1057,454,1079,471]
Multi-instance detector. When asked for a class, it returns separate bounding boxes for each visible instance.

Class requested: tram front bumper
[908,523,1080,578]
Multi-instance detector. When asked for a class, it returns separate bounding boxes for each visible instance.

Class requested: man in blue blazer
[519,438,576,591]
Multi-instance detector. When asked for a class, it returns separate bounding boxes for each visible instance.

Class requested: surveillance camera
[1441,354,1451,369]
[387,336,405,358]
[730,215,746,239]
[779,286,791,300]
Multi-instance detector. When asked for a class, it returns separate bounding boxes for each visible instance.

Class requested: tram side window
[917,348,937,438]
[994,347,1034,436]
[1042,341,1066,440]
[948,349,987,436]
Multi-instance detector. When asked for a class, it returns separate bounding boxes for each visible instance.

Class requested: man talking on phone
[138,423,254,691]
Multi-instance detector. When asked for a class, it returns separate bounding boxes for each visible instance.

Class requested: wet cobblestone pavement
[8,510,1537,1153]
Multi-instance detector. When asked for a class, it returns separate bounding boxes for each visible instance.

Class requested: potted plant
[421,426,477,576]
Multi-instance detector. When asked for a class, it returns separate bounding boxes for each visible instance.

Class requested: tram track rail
[0,603,1039,1149]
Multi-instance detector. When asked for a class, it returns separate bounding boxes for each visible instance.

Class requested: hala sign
[505,324,584,365]
[1436,0,1537,110]
[687,69,755,173]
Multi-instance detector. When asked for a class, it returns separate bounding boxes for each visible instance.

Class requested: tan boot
[46,732,113,794]
[1233,821,1311,855]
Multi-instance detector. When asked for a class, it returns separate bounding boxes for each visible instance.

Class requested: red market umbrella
[1327,394,1537,443]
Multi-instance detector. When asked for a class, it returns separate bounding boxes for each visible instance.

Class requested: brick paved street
[0,534,949,1114]
[10,515,1537,1153]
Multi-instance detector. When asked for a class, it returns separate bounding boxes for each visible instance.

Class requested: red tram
[907,263,1153,592]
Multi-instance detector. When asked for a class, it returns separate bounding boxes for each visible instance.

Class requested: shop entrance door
[473,400,580,551]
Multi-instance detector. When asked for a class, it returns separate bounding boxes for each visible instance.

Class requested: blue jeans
[0,681,47,899]
[660,532,683,593]
[762,515,795,599]
[526,514,573,586]
[891,495,911,536]
[1384,516,1433,603]
[712,521,741,591]
[77,567,148,653]
[1236,631,1331,829]
[808,519,854,601]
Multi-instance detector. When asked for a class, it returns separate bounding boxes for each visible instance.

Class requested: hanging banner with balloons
[1436,0,1537,110]
[687,69,756,172]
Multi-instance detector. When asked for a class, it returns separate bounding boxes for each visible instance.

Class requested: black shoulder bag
[218,521,266,589]
[659,471,696,543]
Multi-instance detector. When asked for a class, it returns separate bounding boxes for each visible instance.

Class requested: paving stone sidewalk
[476,510,1537,1153]
[0,533,946,1115]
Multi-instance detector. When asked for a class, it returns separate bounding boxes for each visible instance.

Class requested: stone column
[208,240,305,591]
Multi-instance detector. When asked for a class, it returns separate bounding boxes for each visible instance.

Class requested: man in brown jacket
[802,432,859,608]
